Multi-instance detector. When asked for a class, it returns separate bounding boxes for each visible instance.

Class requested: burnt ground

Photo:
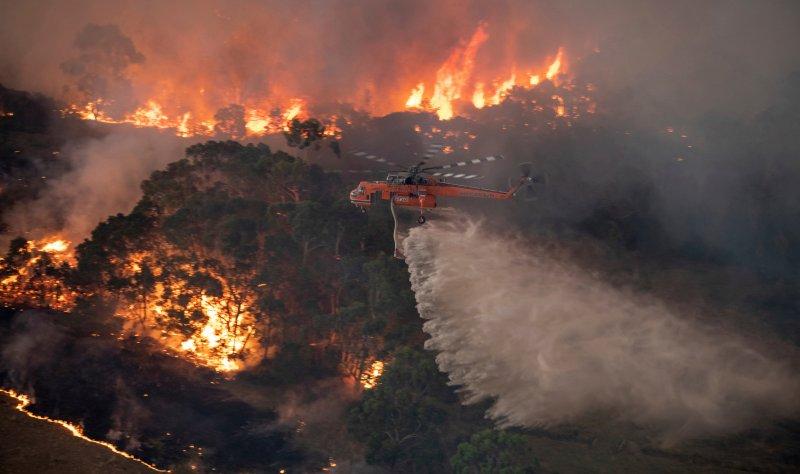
[0,391,154,474]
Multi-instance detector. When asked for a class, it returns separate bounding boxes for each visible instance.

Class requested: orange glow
[0,388,166,472]
[553,95,565,116]
[62,22,582,133]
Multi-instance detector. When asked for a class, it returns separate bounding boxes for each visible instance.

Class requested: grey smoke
[1,311,66,391]
[0,1,797,119]
[59,23,144,114]
[5,128,185,243]
[403,217,800,444]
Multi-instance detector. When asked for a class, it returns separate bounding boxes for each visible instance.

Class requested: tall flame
[405,83,425,108]
[428,22,489,120]
[402,24,573,119]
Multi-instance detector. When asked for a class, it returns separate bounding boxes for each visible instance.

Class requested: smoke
[403,217,800,444]
[60,23,144,113]
[0,311,66,391]
[5,128,185,243]
[1,1,797,118]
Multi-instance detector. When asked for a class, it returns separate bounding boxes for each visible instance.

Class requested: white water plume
[403,217,800,443]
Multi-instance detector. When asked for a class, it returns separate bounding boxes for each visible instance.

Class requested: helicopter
[348,158,536,223]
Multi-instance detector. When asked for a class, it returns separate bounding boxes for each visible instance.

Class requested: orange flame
[546,48,564,81]
[360,360,385,389]
[428,22,489,120]
[472,83,486,109]
[405,83,425,108]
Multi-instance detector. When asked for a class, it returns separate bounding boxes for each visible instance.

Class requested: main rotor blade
[416,143,445,168]
[421,143,444,159]
[430,172,482,180]
[329,169,387,175]
[349,150,400,167]
[431,154,504,171]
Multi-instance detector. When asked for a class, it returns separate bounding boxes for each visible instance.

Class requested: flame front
[403,24,571,120]
[0,388,166,472]
[61,21,580,134]
[0,236,76,311]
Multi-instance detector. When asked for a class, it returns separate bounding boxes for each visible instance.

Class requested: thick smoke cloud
[60,23,144,114]
[1,1,797,118]
[403,217,800,444]
[6,129,185,243]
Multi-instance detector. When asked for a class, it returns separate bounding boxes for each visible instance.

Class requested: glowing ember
[0,388,167,472]
[360,360,385,389]
[0,236,76,311]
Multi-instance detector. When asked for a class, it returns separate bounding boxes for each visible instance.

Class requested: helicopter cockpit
[386,172,430,185]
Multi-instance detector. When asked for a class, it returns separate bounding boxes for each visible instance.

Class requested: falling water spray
[403,216,800,444]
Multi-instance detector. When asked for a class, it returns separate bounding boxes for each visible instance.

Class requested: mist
[403,217,800,444]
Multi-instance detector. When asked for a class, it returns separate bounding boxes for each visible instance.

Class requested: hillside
[0,390,155,474]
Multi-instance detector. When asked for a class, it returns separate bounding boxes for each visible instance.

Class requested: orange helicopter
[349,159,535,223]
[347,149,536,257]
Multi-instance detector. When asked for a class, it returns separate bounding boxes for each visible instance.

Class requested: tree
[284,118,325,150]
[450,430,539,474]
[213,104,247,139]
[348,347,456,472]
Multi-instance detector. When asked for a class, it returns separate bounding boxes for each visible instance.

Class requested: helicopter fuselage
[349,175,525,210]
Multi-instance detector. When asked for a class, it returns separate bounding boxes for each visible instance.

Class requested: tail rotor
[511,162,543,201]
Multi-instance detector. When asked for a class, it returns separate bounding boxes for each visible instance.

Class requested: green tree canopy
[451,429,539,474]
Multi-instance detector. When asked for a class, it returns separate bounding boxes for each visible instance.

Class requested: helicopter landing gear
[417,215,426,224]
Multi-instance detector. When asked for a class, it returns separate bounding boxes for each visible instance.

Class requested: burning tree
[0,237,75,311]
[46,140,415,379]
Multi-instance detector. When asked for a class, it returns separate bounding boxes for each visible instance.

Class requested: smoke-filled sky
[1,0,798,119]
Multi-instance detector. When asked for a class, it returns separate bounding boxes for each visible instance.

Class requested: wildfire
[359,360,385,389]
[405,83,425,108]
[546,48,564,81]
[58,20,584,135]
[40,239,70,254]
[65,97,313,138]
[117,249,263,374]
[403,24,570,119]
[0,236,76,311]
[427,22,489,120]
[0,388,167,472]
[177,295,256,373]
